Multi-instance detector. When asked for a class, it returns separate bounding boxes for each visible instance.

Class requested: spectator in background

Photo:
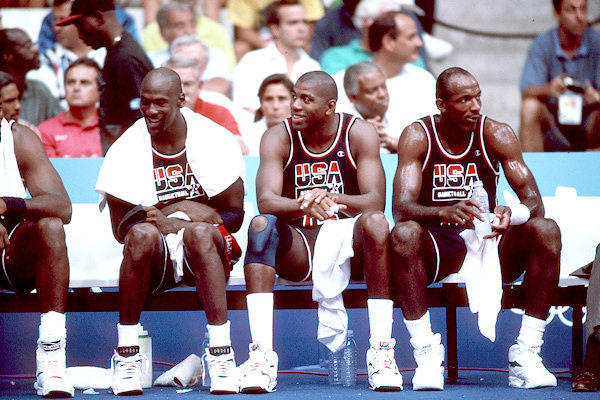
[309,0,361,61]
[148,2,231,95]
[320,0,427,76]
[37,0,139,55]
[519,0,600,151]
[233,0,320,113]
[37,58,102,158]
[165,54,249,154]
[142,0,236,71]
[227,0,324,60]
[29,0,106,109]
[57,0,153,154]
[245,73,293,155]
[343,61,399,153]
[0,72,30,129]
[0,28,61,126]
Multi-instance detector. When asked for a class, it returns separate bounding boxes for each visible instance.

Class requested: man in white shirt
[343,61,400,153]
[147,1,231,95]
[232,0,320,113]
[335,11,437,138]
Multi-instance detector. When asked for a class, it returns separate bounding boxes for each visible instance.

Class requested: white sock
[117,323,141,348]
[403,310,434,341]
[367,298,393,342]
[517,314,546,348]
[207,320,231,348]
[246,293,274,350]
[39,311,66,342]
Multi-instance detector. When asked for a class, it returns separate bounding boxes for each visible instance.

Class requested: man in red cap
[56,0,153,154]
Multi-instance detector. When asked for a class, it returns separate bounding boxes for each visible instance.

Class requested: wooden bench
[1,153,598,382]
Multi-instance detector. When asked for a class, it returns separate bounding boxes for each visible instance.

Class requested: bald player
[238,71,403,394]
[96,68,246,395]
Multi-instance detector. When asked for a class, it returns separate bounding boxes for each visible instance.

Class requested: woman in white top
[245,74,293,156]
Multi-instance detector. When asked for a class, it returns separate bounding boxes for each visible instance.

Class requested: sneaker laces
[112,353,143,381]
[372,348,396,372]
[208,354,235,378]
[38,341,66,378]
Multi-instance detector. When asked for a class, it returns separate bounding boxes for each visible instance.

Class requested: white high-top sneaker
[34,337,74,398]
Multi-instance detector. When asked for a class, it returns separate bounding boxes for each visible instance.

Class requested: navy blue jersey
[281,113,360,228]
[417,115,500,224]
[152,147,207,206]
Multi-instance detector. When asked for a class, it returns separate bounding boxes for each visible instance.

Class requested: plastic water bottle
[471,180,492,236]
[138,326,153,388]
[341,330,357,387]
[328,349,342,385]
[201,332,210,387]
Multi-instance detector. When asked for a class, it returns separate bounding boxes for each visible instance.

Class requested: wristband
[509,203,530,225]
[1,197,26,221]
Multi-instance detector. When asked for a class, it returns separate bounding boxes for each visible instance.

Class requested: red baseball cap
[55,0,115,27]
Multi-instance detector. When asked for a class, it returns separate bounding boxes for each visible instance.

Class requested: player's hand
[483,205,511,238]
[549,74,567,98]
[298,189,347,221]
[170,200,223,225]
[438,199,479,229]
[0,223,9,250]
[143,206,176,234]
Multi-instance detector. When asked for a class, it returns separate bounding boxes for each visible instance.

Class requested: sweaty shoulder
[260,122,291,160]
[482,117,521,159]
[398,120,428,158]
[348,117,379,155]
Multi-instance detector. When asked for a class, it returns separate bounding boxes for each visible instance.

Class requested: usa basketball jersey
[417,115,499,225]
[281,113,360,228]
[152,147,208,206]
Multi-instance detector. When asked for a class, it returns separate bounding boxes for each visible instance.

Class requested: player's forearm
[335,192,384,215]
[21,194,72,223]
[257,193,304,219]
[393,201,445,224]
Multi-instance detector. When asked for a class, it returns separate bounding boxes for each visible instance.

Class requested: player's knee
[34,217,66,245]
[391,221,423,253]
[528,217,561,253]
[125,223,161,251]
[520,97,545,120]
[246,214,279,268]
[183,222,217,251]
[360,211,390,245]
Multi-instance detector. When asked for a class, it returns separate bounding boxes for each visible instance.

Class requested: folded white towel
[312,217,359,352]
[458,221,502,342]
[164,212,191,283]
[0,118,27,198]
[96,107,245,211]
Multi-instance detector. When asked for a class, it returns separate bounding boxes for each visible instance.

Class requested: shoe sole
[37,390,73,398]
[369,384,403,392]
[240,386,273,394]
[112,389,143,396]
[210,389,238,394]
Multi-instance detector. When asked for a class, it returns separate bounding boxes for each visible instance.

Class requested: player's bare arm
[484,118,544,219]
[11,123,71,223]
[255,124,305,219]
[335,118,385,215]
[392,122,478,228]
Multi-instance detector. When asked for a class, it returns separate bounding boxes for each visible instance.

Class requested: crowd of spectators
[0,0,459,158]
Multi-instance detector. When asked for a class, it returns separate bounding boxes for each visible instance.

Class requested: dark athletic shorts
[426,226,468,283]
[0,220,28,292]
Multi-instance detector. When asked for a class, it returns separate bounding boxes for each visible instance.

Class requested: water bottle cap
[347,330,354,337]
[139,325,148,337]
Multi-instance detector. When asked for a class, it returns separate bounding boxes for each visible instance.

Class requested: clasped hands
[297,188,347,221]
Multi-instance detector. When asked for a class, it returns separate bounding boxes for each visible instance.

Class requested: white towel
[0,118,27,198]
[164,211,192,283]
[458,220,502,342]
[312,216,359,353]
[95,107,245,210]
